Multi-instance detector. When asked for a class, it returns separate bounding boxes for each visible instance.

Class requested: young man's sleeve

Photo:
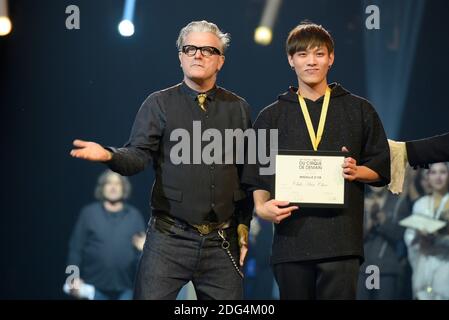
[236,101,254,228]
[241,108,274,195]
[359,101,391,187]
[106,94,165,176]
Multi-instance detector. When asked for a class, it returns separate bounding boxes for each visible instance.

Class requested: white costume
[404,194,449,300]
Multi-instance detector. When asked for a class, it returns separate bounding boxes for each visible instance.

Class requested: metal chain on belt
[218,229,244,278]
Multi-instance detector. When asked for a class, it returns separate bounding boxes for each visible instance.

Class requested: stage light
[0,0,11,36]
[118,19,134,37]
[254,0,282,46]
[254,26,272,46]
[118,0,136,37]
[0,16,11,36]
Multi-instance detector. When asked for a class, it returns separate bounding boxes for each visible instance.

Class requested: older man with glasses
[70,20,252,300]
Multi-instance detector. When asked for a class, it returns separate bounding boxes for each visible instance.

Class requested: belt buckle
[195,224,213,235]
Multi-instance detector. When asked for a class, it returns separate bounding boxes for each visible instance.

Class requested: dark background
[0,0,448,299]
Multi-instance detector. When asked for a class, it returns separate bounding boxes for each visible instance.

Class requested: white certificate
[399,214,447,234]
[275,151,347,208]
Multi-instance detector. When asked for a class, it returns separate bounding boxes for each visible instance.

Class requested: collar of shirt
[288,82,338,103]
[181,81,218,102]
[101,202,129,218]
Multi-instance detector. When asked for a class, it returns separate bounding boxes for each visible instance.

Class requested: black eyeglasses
[181,45,222,57]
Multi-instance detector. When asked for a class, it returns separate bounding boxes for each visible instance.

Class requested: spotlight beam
[118,0,136,37]
[254,0,282,46]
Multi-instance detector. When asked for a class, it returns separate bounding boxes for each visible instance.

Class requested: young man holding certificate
[243,22,390,299]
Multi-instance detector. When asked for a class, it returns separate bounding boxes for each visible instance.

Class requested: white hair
[176,20,230,53]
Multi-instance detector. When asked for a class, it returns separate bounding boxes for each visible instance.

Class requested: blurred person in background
[357,186,407,299]
[243,216,275,299]
[404,162,449,299]
[394,167,430,299]
[66,170,146,300]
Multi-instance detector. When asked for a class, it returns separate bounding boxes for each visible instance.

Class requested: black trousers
[273,257,360,300]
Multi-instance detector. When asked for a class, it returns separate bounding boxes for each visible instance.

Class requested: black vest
[150,84,250,224]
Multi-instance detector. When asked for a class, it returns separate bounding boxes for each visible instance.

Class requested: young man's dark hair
[286,22,334,56]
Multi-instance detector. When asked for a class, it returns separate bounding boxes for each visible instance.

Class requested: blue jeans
[134,216,243,300]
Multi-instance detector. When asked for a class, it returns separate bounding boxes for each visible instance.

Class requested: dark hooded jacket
[243,83,390,264]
